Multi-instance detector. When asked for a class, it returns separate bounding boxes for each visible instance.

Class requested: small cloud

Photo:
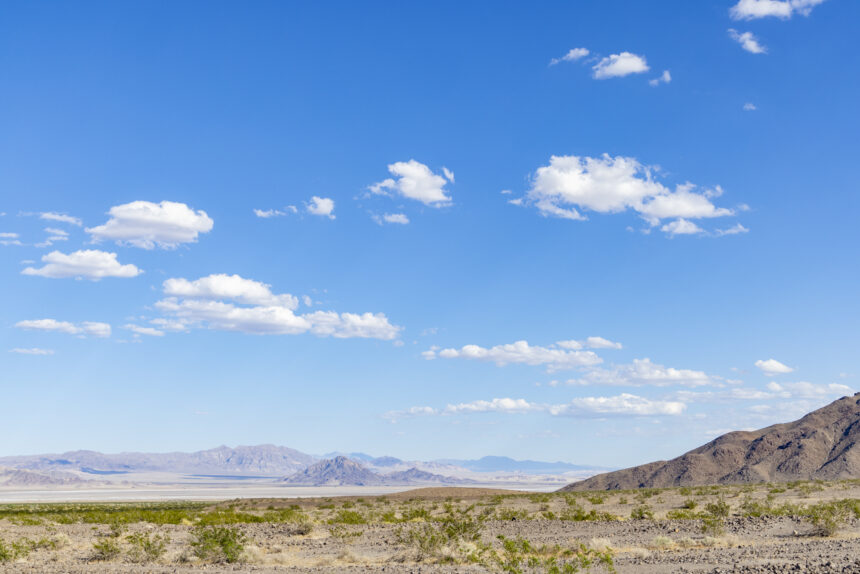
[743,102,757,111]
[755,358,794,375]
[39,212,82,226]
[21,250,142,280]
[369,160,453,207]
[500,189,513,195]
[372,213,410,225]
[715,223,749,236]
[661,219,705,236]
[87,201,213,249]
[592,52,649,79]
[730,0,827,21]
[729,29,767,54]
[649,70,672,87]
[254,206,297,218]
[550,47,590,66]
[306,196,335,219]
[9,348,54,355]
[123,324,165,337]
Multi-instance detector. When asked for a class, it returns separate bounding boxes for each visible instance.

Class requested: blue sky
[1,0,858,467]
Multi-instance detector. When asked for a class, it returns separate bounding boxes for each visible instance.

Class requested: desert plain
[1,481,859,574]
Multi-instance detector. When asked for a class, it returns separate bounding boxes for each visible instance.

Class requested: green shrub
[682,499,697,510]
[91,538,121,561]
[630,505,654,520]
[492,535,615,573]
[807,502,851,537]
[0,539,10,562]
[329,510,367,525]
[125,532,169,563]
[189,525,247,563]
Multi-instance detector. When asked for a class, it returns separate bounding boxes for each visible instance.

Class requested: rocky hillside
[283,456,385,486]
[282,457,469,486]
[563,392,860,491]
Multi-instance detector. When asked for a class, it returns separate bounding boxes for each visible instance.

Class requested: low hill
[563,392,860,491]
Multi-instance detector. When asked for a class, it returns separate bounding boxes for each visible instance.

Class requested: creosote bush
[126,532,170,563]
[190,525,247,563]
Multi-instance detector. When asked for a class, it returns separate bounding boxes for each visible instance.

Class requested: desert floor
[2,482,860,573]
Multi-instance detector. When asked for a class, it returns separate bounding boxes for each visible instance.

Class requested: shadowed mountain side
[562,393,860,491]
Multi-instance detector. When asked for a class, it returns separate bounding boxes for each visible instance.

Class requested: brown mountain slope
[562,392,860,491]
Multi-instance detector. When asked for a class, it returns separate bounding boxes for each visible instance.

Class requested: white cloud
[568,358,715,388]
[369,160,453,207]
[592,52,649,79]
[306,196,335,219]
[21,250,141,280]
[584,336,623,349]
[755,358,794,375]
[124,324,165,337]
[766,381,853,398]
[730,0,826,20]
[254,206,297,218]
[163,274,299,308]
[729,29,767,54]
[372,213,410,225]
[9,348,54,355]
[15,319,111,338]
[156,273,400,340]
[649,70,672,87]
[386,393,685,420]
[550,47,590,66]
[662,218,704,236]
[0,232,22,246]
[716,223,749,236]
[442,167,455,183]
[743,103,757,111]
[550,394,686,416]
[86,200,214,249]
[43,228,69,237]
[423,339,602,372]
[39,212,82,226]
[520,154,738,229]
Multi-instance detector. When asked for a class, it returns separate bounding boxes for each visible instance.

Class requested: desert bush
[396,505,486,562]
[560,501,617,522]
[806,501,851,537]
[91,538,121,561]
[586,493,607,505]
[125,532,169,563]
[329,525,363,544]
[497,507,529,521]
[650,535,675,550]
[189,525,247,563]
[491,535,615,573]
[0,539,11,562]
[682,499,697,510]
[665,509,699,520]
[630,505,654,520]
[329,509,367,525]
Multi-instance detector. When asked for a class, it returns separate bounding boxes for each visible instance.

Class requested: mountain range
[563,392,860,491]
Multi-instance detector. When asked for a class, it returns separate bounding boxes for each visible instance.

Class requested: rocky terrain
[564,392,860,491]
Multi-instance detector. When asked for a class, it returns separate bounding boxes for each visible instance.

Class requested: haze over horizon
[2,1,857,468]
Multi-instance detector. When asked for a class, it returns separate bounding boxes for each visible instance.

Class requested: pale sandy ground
[2,483,860,573]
